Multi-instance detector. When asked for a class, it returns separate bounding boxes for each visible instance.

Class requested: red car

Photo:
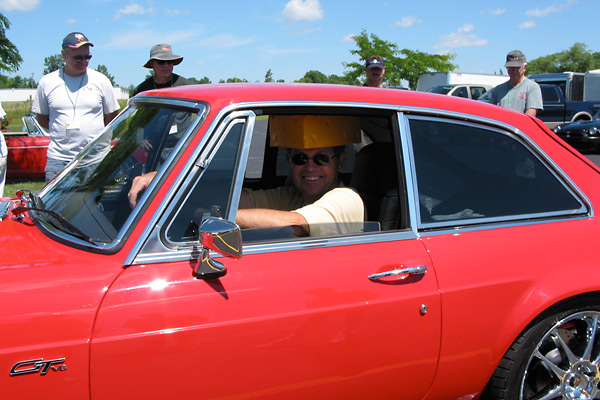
[1,84,599,399]
[5,113,48,180]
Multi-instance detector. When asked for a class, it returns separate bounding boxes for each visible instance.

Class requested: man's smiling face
[288,147,345,203]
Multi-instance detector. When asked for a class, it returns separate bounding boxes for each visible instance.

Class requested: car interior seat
[350,142,400,230]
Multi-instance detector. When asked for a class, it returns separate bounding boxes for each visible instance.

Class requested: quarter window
[166,120,245,243]
[409,117,584,226]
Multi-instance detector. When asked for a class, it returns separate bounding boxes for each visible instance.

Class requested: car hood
[0,199,103,268]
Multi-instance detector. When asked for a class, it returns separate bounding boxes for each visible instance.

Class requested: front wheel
[484,302,600,399]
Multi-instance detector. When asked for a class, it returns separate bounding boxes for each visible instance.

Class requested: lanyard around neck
[63,69,86,118]
[508,80,525,107]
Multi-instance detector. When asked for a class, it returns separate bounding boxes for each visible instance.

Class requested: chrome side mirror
[193,217,242,280]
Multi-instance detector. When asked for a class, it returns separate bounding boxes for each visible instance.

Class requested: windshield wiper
[12,206,98,245]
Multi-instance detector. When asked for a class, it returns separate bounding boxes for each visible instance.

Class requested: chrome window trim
[418,213,592,238]
[133,229,419,264]
[125,100,592,266]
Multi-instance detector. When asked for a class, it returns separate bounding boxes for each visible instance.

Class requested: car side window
[409,117,584,226]
[452,87,468,98]
[166,119,245,243]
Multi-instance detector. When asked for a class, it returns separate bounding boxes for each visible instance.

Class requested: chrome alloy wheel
[521,311,600,399]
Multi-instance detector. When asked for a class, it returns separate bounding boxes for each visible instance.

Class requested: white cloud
[0,0,39,11]
[434,24,489,49]
[526,0,577,17]
[489,8,506,16]
[282,0,324,22]
[115,4,155,20]
[393,15,421,28]
[340,34,355,43]
[66,18,76,24]
[519,20,537,29]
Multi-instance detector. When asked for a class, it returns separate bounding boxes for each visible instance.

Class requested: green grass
[3,181,46,197]
[3,100,33,132]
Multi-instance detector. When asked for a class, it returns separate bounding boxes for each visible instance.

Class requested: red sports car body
[1,84,599,399]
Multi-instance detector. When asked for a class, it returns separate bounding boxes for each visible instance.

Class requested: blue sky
[0,0,596,88]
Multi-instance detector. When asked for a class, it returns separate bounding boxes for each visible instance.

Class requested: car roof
[133,82,529,125]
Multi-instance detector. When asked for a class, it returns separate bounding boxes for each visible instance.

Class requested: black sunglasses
[290,153,337,166]
[156,60,175,65]
[72,54,92,62]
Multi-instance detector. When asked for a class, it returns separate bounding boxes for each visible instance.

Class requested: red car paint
[0,84,599,399]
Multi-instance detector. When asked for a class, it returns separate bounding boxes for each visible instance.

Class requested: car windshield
[35,101,202,245]
[428,85,453,95]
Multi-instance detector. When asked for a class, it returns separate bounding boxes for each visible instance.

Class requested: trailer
[416,72,509,92]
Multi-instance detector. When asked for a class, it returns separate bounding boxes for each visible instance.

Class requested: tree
[295,70,359,85]
[296,70,328,83]
[0,12,22,74]
[343,29,457,90]
[265,69,273,82]
[527,43,600,75]
[96,64,116,86]
[188,76,211,84]
[219,77,248,83]
[43,54,65,75]
[0,74,35,88]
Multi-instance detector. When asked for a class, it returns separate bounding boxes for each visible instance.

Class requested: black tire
[482,300,600,399]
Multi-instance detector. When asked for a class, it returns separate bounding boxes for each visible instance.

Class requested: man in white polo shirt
[32,32,120,181]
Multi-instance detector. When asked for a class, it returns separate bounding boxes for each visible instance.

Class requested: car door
[90,110,442,400]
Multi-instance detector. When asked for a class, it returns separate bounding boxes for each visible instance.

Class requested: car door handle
[368,266,427,282]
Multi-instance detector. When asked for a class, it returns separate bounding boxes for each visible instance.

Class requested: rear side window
[408,117,584,226]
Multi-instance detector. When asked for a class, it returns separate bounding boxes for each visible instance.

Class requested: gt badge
[10,358,67,376]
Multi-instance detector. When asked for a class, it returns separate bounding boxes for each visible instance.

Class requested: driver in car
[236,115,364,237]
[128,114,365,237]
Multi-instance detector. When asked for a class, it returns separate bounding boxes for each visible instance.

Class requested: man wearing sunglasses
[132,44,193,96]
[236,115,365,237]
[32,32,120,181]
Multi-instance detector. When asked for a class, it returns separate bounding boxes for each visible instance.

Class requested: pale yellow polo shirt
[245,185,364,236]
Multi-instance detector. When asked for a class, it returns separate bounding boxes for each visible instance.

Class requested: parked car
[1,83,600,400]
[5,113,48,180]
[553,109,600,152]
[427,83,492,100]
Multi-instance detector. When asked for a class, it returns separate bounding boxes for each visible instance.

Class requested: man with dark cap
[363,55,386,87]
[32,32,120,181]
[133,44,194,96]
[488,50,543,117]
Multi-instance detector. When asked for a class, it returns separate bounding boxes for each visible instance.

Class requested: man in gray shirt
[488,50,543,117]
